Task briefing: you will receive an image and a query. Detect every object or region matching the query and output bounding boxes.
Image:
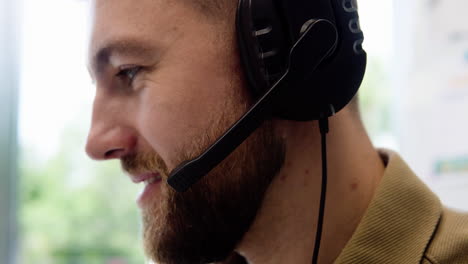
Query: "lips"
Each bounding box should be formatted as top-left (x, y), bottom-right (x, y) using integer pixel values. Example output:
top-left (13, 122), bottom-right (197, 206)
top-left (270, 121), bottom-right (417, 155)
top-left (130, 172), bottom-right (162, 184)
top-left (129, 172), bottom-right (163, 208)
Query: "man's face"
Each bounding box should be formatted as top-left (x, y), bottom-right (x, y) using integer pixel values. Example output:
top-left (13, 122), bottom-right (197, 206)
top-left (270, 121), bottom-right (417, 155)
top-left (86, 0), bottom-right (285, 263)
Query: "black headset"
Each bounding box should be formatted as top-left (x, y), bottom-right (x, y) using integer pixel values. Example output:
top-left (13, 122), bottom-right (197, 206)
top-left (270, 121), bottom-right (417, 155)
top-left (168, 0), bottom-right (366, 262)
top-left (168, 0), bottom-right (366, 191)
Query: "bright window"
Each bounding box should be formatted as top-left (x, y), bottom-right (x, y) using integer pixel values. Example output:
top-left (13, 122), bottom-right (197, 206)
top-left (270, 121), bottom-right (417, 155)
top-left (18, 0), bottom-right (144, 263)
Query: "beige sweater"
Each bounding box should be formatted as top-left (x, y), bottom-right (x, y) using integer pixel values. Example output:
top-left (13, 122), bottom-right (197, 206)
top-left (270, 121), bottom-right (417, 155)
top-left (335, 150), bottom-right (468, 264)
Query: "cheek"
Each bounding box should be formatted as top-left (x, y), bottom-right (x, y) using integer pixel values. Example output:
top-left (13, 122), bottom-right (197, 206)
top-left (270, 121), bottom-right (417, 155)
top-left (134, 30), bottom-right (247, 170)
top-left (135, 85), bottom-right (189, 169)
top-left (135, 71), bottom-right (232, 170)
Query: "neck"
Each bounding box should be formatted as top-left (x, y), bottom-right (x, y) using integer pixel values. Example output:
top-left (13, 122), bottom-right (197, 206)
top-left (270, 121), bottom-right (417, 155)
top-left (235, 109), bottom-right (385, 264)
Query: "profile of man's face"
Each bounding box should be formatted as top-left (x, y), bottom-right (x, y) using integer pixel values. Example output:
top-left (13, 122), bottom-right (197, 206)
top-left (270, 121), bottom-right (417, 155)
top-left (86, 0), bottom-right (285, 263)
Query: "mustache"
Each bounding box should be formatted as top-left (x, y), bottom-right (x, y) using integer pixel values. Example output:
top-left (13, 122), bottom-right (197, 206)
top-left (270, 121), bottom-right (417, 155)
top-left (121, 151), bottom-right (169, 178)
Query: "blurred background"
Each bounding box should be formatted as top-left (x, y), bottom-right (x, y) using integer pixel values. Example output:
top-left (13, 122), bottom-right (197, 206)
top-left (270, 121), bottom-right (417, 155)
top-left (0, 0), bottom-right (467, 263)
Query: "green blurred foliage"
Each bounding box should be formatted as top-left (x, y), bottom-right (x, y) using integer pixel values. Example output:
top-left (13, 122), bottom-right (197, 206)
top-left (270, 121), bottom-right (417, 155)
top-left (358, 56), bottom-right (392, 139)
top-left (19, 124), bottom-right (145, 264)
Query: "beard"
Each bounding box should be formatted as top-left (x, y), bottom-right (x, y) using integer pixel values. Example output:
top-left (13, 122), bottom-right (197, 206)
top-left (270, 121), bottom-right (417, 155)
top-left (121, 100), bottom-right (285, 264)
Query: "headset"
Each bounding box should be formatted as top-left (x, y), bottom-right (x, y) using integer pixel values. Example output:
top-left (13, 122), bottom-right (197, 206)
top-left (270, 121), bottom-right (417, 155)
top-left (168, 0), bottom-right (366, 262)
top-left (168, 0), bottom-right (366, 190)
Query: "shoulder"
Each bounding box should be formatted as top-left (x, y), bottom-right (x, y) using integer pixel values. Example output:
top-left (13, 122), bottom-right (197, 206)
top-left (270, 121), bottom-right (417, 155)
top-left (423, 208), bottom-right (468, 263)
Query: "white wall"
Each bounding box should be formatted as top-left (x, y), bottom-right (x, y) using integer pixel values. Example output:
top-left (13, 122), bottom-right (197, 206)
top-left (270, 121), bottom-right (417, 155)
top-left (396, 0), bottom-right (468, 211)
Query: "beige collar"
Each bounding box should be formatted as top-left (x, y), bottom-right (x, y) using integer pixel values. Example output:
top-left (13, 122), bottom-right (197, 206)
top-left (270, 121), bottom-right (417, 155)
top-left (334, 150), bottom-right (442, 263)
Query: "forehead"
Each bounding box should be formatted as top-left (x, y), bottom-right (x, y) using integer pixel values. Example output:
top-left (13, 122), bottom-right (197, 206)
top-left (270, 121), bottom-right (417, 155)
top-left (89, 0), bottom-right (197, 55)
top-left (90, 0), bottom-right (176, 46)
top-left (88, 0), bottom-right (205, 75)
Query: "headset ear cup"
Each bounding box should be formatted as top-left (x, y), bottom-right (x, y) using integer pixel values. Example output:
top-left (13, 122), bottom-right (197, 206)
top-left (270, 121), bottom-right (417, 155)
top-left (273, 19), bottom-right (340, 120)
top-left (236, 0), bottom-right (290, 97)
top-left (236, 0), bottom-right (367, 121)
top-left (236, 0), bottom-right (264, 96)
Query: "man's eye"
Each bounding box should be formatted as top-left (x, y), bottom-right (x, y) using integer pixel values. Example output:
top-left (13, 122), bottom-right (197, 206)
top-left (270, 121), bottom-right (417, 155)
top-left (116, 66), bottom-right (142, 84)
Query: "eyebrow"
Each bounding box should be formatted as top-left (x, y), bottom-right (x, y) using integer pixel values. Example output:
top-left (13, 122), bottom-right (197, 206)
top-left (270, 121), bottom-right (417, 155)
top-left (88, 38), bottom-right (158, 81)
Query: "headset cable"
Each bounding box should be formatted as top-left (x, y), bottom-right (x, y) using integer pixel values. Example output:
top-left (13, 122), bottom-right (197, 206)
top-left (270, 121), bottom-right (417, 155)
top-left (312, 117), bottom-right (329, 264)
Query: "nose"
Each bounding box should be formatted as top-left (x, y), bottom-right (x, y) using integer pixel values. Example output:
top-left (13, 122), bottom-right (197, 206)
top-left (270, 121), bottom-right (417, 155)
top-left (86, 125), bottom-right (137, 160)
top-left (85, 101), bottom-right (137, 160)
